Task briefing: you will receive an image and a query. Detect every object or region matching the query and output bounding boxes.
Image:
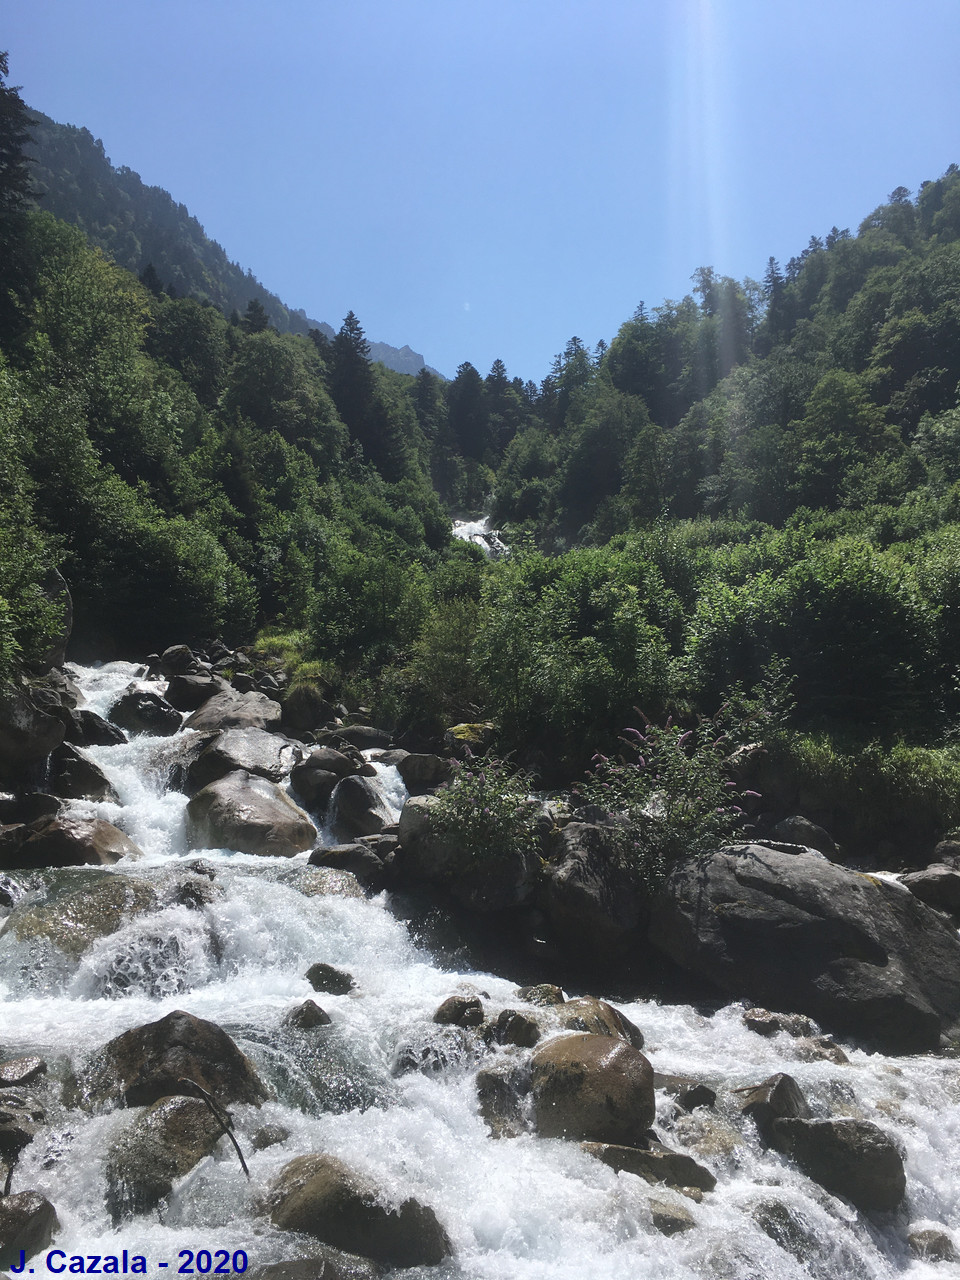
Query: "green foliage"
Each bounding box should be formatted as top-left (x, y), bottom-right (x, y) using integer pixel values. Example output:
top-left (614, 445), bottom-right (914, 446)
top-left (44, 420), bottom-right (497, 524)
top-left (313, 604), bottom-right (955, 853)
top-left (431, 754), bottom-right (541, 866)
top-left (579, 714), bottom-right (746, 891)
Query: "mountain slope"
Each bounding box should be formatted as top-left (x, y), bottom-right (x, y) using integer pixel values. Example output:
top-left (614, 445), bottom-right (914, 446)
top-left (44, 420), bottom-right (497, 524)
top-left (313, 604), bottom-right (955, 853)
top-left (25, 110), bottom-right (438, 376)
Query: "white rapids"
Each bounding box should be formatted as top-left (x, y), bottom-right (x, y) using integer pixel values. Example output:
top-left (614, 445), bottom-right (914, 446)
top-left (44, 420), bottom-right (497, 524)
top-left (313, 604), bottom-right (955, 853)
top-left (452, 518), bottom-right (508, 558)
top-left (1, 661), bottom-right (959, 1277)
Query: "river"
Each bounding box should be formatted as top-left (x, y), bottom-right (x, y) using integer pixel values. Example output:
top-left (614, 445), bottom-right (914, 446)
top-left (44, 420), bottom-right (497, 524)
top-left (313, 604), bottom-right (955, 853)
top-left (1, 662), bottom-right (957, 1277)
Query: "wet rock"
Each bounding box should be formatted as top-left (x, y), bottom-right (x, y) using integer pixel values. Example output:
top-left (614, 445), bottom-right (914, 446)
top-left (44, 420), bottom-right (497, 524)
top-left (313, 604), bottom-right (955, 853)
top-left (158, 645), bottom-right (199, 676)
top-left (0, 1090), bottom-right (44, 1161)
top-left (659, 1079), bottom-right (717, 1112)
top-left (329, 725), bottom-right (392, 751)
top-left (899, 864), bottom-right (960, 913)
top-left (558, 996), bottom-right (644, 1049)
top-left (0, 1058), bottom-right (47, 1087)
top-left (444, 722), bottom-right (495, 755)
top-left (250, 1125), bottom-right (290, 1153)
top-left (530, 1032), bottom-right (655, 1145)
top-left (0, 1190), bottom-right (59, 1269)
top-left (673, 1112), bottom-right (745, 1160)
top-left (772, 1117), bottom-right (906, 1212)
top-left (306, 963), bottom-right (355, 996)
top-left (0, 813), bottom-right (142, 870)
top-left (186, 728), bottom-right (303, 793)
top-left (108, 688), bottom-right (182, 737)
top-left (739, 1073), bottom-right (811, 1145)
top-left (582, 1139), bottom-right (717, 1191)
top-left (250, 1252), bottom-right (384, 1280)
top-left (0, 792), bottom-right (62, 825)
top-left (476, 1059), bottom-right (531, 1138)
top-left (61, 708), bottom-right (127, 748)
top-left (0, 871), bottom-right (22, 907)
top-left (397, 793), bottom-right (537, 912)
top-left (186, 771), bottom-right (316, 857)
top-left (540, 822), bottom-right (643, 963)
top-left (184, 690), bottom-right (282, 734)
top-left (290, 766), bottom-right (339, 811)
top-left (433, 995), bottom-right (484, 1027)
top-left (86, 1009), bottom-right (268, 1108)
top-left (392, 1024), bottom-right (481, 1076)
top-left (650, 842), bottom-right (960, 1052)
top-left (396, 753), bottom-right (453, 793)
top-left (517, 983), bottom-right (566, 1007)
top-left (330, 776), bottom-right (391, 840)
top-left (164, 674), bottom-right (226, 712)
top-left (742, 1008), bottom-right (816, 1038)
top-left (770, 815), bottom-right (838, 858)
top-left (269, 1153), bottom-right (452, 1268)
top-left (49, 743), bottom-right (119, 803)
top-left (492, 1009), bottom-right (540, 1048)
top-left (0, 682), bottom-right (65, 777)
top-left (648, 1194), bottom-right (695, 1236)
top-left (285, 866), bottom-right (364, 900)
top-left (4, 874), bottom-right (157, 955)
top-left (908, 1229), bottom-right (960, 1262)
top-left (104, 1095), bottom-right (226, 1220)
top-left (794, 1035), bottom-right (850, 1065)
top-left (284, 1000), bottom-right (332, 1031)
top-left (309, 844), bottom-right (386, 890)
top-left (750, 1197), bottom-right (824, 1265)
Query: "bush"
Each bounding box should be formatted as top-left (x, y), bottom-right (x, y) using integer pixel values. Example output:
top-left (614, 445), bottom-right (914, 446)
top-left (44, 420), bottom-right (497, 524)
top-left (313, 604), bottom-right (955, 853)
top-left (431, 754), bottom-right (541, 867)
top-left (577, 714), bottom-right (748, 892)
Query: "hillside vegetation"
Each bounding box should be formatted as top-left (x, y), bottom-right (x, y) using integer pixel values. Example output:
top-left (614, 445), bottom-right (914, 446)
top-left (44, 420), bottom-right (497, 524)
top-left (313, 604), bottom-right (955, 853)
top-left (5, 56), bottom-right (960, 857)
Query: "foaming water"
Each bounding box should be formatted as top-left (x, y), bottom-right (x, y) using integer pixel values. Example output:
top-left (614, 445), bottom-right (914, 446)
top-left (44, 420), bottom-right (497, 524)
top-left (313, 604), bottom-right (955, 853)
top-left (0, 664), bottom-right (957, 1276)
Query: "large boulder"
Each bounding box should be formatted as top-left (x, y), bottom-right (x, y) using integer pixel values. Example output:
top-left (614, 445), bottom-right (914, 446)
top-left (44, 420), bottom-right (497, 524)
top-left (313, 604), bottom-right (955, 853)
top-left (0, 681), bottom-right (65, 776)
top-left (540, 822), bottom-right (644, 962)
top-left (330, 776), bottom-right (392, 840)
top-left (899, 864), bottom-right (960, 913)
top-left (104, 1095), bottom-right (226, 1220)
top-left (49, 743), bottom-right (118, 803)
top-left (269, 1153), bottom-right (451, 1268)
top-left (164, 674), bottom-right (227, 712)
top-left (109, 688), bottom-right (182, 737)
top-left (280, 682), bottom-right (336, 735)
top-left (0, 1090), bottom-right (45, 1161)
top-left (396, 753), bottom-right (453, 793)
top-left (185, 690), bottom-right (282, 734)
top-left (0, 1191), bottom-right (59, 1270)
top-left (61, 708), bottom-right (126, 748)
top-left (85, 1009), bottom-right (267, 1108)
top-left (185, 728), bottom-right (303, 794)
top-left (649, 843), bottom-right (960, 1052)
top-left (581, 1139), bottom-right (716, 1192)
top-left (3, 874), bottom-right (158, 956)
top-left (530, 1032), bottom-right (655, 1145)
top-left (558, 996), bottom-right (644, 1049)
top-left (0, 814), bottom-right (143, 870)
top-left (396, 793), bottom-right (537, 912)
top-left (772, 1118), bottom-right (906, 1212)
top-left (185, 771), bottom-right (316, 857)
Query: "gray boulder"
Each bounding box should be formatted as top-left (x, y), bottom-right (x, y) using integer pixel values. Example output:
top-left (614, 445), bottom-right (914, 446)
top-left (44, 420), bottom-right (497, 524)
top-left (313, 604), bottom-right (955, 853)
top-left (61, 708), bottom-right (126, 748)
top-left (185, 728), bottom-right (303, 794)
top-left (3, 874), bottom-right (157, 956)
top-left (109, 688), bottom-right (182, 737)
top-left (770, 814), bottom-right (838, 858)
top-left (330, 776), bottom-right (392, 840)
top-left (396, 753), bottom-right (453, 793)
top-left (185, 771), bottom-right (316, 857)
top-left (85, 1009), bottom-right (267, 1108)
top-left (0, 1191), bottom-right (59, 1270)
top-left (899, 864), bottom-right (960, 913)
top-left (0, 681), bottom-right (65, 776)
top-left (164, 674), bottom-right (227, 712)
top-left (269, 1153), bottom-right (451, 1268)
top-left (530, 1032), bottom-right (655, 1145)
top-left (104, 1095), bottom-right (225, 1220)
top-left (49, 743), bottom-right (118, 803)
top-left (540, 822), bottom-right (643, 962)
top-left (0, 1090), bottom-right (45, 1162)
top-left (185, 690), bottom-right (282, 734)
top-left (0, 814), bottom-right (143, 870)
top-left (772, 1117), bottom-right (905, 1212)
top-left (581, 1139), bottom-right (716, 1192)
top-left (649, 843), bottom-right (960, 1052)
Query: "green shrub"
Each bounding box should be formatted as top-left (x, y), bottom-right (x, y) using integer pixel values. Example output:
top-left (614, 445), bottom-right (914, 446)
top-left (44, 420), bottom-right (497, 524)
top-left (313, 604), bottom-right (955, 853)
top-left (431, 754), bottom-right (541, 866)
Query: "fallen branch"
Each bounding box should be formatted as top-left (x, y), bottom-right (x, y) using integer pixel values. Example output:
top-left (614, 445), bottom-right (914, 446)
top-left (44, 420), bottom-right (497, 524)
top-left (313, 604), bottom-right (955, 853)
top-left (177, 1077), bottom-right (250, 1179)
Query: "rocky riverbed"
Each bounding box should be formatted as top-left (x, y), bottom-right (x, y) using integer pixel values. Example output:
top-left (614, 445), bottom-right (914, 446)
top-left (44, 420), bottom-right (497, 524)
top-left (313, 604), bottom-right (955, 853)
top-left (1, 657), bottom-right (959, 1277)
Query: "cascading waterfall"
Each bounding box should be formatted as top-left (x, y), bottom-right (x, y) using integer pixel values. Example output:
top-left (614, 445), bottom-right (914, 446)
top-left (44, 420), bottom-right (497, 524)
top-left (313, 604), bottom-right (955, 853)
top-left (1, 661), bottom-right (958, 1277)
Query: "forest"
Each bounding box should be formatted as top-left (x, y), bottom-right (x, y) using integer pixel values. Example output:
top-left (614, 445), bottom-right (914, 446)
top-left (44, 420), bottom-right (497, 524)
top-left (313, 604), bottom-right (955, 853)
top-left (5, 53), bottom-right (960, 858)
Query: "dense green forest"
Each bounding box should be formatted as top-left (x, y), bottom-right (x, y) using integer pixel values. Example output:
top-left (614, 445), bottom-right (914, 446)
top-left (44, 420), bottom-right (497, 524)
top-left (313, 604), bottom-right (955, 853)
top-left (5, 54), bottom-right (960, 850)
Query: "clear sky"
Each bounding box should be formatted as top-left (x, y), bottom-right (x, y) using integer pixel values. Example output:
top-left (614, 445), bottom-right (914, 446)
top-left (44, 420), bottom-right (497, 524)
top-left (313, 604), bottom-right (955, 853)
top-left (6, 0), bottom-right (960, 382)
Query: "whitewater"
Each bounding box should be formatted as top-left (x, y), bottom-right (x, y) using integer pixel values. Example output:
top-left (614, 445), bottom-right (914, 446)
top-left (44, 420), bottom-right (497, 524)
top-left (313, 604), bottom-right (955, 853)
top-left (1, 662), bottom-right (958, 1278)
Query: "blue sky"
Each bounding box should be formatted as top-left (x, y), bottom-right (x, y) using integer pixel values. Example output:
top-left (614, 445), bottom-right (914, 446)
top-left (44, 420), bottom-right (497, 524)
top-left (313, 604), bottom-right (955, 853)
top-left (6, 1), bottom-right (960, 381)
